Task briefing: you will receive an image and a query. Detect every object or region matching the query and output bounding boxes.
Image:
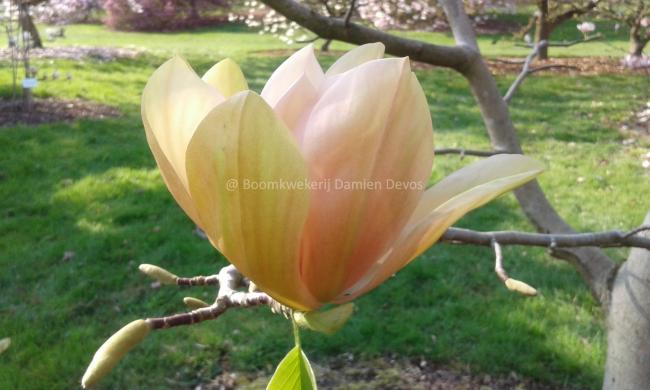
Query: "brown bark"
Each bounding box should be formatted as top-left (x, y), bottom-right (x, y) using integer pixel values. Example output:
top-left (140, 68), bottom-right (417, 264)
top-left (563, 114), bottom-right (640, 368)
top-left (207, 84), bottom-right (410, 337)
top-left (320, 38), bottom-right (332, 52)
top-left (603, 212), bottom-right (650, 390)
top-left (535, 0), bottom-right (550, 59)
top-left (18, 4), bottom-right (43, 49)
top-left (629, 24), bottom-right (648, 57)
top-left (259, 0), bottom-right (474, 70)
top-left (532, 0), bottom-right (598, 59)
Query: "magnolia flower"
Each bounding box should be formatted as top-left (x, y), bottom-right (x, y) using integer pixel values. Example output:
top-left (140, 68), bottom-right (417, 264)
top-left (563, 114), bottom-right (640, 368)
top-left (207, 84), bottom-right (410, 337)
top-left (577, 22), bottom-right (596, 34)
top-left (141, 43), bottom-right (543, 311)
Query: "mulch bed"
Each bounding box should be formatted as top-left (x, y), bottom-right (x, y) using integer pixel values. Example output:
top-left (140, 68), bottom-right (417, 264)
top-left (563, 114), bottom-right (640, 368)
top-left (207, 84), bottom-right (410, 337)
top-left (201, 355), bottom-right (565, 390)
top-left (486, 56), bottom-right (650, 76)
top-left (0, 46), bottom-right (144, 62)
top-left (0, 98), bottom-right (120, 128)
top-left (412, 56), bottom-right (650, 75)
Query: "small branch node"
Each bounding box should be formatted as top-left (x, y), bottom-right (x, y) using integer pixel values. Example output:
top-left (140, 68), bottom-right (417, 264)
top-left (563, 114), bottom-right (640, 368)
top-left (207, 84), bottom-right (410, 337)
top-left (623, 225), bottom-right (650, 239)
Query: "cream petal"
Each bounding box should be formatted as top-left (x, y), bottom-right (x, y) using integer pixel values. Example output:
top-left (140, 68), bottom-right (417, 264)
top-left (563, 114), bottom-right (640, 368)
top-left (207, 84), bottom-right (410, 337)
top-left (141, 56), bottom-right (223, 192)
top-left (325, 42), bottom-right (385, 76)
top-left (202, 58), bottom-right (248, 98)
top-left (299, 58), bottom-right (433, 302)
top-left (335, 154), bottom-right (544, 302)
top-left (142, 114), bottom-right (200, 225)
top-left (185, 91), bottom-right (319, 311)
top-left (261, 44), bottom-right (324, 108)
top-left (141, 57), bottom-right (223, 225)
top-left (272, 73), bottom-right (320, 134)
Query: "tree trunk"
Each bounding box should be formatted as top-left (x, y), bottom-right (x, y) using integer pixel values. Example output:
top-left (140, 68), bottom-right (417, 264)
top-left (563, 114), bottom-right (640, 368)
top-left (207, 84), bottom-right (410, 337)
top-left (320, 38), bottom-right (332, 52)
top-left (188, 0), bottom-right (200, 20)
top-left (534, 0), bottom-right (550, 60)
top-left (603, 211), bottom-right (650, 390)
top-left (628, 26), bottom-right (647, 57)
top-left (19, 5), bottom-right (43, 49)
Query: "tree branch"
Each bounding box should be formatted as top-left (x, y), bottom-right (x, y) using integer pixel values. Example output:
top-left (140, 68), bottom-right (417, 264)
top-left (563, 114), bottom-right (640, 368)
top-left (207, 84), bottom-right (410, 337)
top-left (504, 40), bottom-right (547, 104)
top-left (438, 0), bottom-right (617, 308)
top-left (515, 13), bottom-right (538, 39)
top-left (515, 33), bottom-right (602, 48)
top-left (259, 0), bottom-right (474, 71)
top-left (549, 0), bottom-right (598, 27)
top-left (143, 220), bottom-right (650, 328)
top-left (175, 274), bottom-right (219, 286)
top-left (441, 226), bottom-right (650, 250)
top-left (145, 265), bottom-right (286, 330)
top-left (260, 0), bottom-right (620, 308)
top-left (343, 0), bottom-right (356, 26)
top-left (435, 147), bottom-right (507, 158)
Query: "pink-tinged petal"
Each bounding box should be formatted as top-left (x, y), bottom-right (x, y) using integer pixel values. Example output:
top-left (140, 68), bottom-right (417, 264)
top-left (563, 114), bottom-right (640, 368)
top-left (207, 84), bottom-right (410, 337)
top-left (185, 91), bottom-right (319, 311)
top-left (334, 154), bottom-right (544, 302)
top-left (325, 42), bottom-right (385, 76)
top-left (299, 58), bottom-right (434, 302)
top-left (141, 57), bottom-right (224, 224)
top-left (202, 58), bottom-right (248, 98)
top-left (273, 73), bottom-right (320, 133)
top-left (261, 44), bottom-right (324, 109)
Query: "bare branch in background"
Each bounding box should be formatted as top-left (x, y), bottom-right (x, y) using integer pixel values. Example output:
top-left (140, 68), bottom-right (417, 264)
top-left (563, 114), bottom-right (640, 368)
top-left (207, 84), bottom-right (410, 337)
top-left (434, 148), bottom-right (507, 158)
top-left (441, 226), bottom-right (650, 250)
top-left (504, 40), bottom-right (548, 104)
top-left (344, 0), bottom-right (356, 26)
top-left (515, 33), bottom-right (603, 48)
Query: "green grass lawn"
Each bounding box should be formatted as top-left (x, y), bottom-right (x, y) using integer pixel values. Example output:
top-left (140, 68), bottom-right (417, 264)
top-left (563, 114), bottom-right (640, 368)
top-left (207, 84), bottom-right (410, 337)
top-left (1, 21), bottom-right (649, 390)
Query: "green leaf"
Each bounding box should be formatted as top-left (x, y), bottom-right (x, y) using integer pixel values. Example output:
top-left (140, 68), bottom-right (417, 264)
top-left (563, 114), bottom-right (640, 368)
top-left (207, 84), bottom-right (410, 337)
top-left (293, 303), bottom-right (355, 335)
top-left (266, 346), bottom-right (317, 390)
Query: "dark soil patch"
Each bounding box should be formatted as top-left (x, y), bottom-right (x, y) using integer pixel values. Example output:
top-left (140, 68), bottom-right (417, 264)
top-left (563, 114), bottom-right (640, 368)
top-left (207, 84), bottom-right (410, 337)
top-left (412, 56), bottom-right (650, 75)
top-left (0, 98), bottom-right (120, 128)
top-left (201, 355), bottom-right (566, 390)
top-left (487, 56), bottom-right (650, 76)
top-left (473, 19), bottom-right (522, 35)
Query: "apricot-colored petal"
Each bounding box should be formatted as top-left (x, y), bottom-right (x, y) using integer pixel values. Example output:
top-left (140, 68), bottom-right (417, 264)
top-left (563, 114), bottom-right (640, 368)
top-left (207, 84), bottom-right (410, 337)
top-left (325, 42), bottom-right (385, 76)
top-left (335, 155), bottom-right (544, 302)
top-left (185, 91), bottom-right (319, 311)
top-left (202, 58), bottom-right (248, 98)
top-left (141, 57), bottom-right (223, 224)
top-left (261, 44), bottom-right (324, 108)
top-left (272, 73), bottom-right (320, 134)
top-left (142, 114), bottom-right (201, 225)
top-left (299, 58), bottom-right (433, 302)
